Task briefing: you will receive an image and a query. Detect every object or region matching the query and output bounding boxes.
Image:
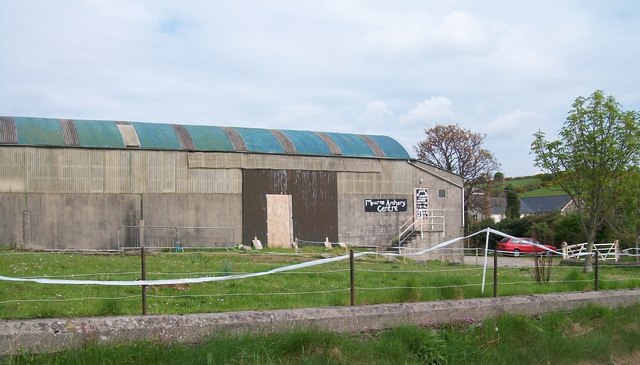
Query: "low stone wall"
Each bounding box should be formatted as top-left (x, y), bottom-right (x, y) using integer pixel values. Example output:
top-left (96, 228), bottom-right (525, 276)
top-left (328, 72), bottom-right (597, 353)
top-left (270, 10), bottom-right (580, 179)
top-left (2, 289), bottom-right (639, 355)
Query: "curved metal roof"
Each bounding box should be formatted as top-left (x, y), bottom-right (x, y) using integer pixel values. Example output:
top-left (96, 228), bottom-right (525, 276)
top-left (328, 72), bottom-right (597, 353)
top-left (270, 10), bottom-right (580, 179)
top-left (0, 116), bottom-right (410, 159)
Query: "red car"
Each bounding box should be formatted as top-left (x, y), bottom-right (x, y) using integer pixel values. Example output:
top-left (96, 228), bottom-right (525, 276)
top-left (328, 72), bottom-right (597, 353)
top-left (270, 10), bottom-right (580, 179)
top-left (496, 237), bottom-right (556, 257)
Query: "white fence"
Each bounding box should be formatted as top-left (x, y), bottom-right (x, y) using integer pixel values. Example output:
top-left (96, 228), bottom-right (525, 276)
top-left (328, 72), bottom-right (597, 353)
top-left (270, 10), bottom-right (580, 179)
top-left (562, 241), bottom-right (620, 261)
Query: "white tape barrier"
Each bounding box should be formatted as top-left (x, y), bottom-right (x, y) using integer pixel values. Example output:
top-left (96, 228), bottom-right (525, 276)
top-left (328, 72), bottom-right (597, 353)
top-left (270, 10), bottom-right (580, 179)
top-left (0, 252), bottom-right (364, 287)
top-left (486, 228), bottom-right (563, 255)
top-left (0, 230), bottom-right (488, 287)
top-left (2, 228), bottom-right (623, 287)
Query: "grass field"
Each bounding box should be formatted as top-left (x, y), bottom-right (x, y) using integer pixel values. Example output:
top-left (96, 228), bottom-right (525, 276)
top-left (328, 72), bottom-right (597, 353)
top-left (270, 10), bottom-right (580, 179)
top-left (518, 187), bottom-right (568, 197)
top-left (4, 303), bottom-right (640, 364)
top-left (497, 175), bottom-right (567, 197)
top-left (1, 248), bottom-right (639, 320)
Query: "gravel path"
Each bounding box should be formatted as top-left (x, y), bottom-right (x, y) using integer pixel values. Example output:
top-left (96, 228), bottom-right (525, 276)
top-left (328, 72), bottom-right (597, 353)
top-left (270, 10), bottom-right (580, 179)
top-left (464, 254), bottom-right (557, 267)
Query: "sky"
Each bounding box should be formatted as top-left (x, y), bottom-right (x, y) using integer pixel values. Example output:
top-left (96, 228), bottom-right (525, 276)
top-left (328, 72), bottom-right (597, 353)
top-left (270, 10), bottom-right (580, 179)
top-left (1, 1), bottom-right (639, 177)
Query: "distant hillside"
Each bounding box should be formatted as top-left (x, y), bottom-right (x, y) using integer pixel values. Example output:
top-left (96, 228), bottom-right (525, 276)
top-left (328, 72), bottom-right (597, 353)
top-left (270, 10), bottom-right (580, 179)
top-left (492, 174), bottom-right (567, 197)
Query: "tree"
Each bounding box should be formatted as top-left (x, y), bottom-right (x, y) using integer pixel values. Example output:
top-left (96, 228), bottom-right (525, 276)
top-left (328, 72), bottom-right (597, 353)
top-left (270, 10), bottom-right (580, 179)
top-left (613, 169), bottom-right (640, 257)
top-left (554, 212), bottom-right (587, 246)
top-left (504, 185), bottom-right (520, 220)
top-left (414, 124), bottom-right (500, 232)
top-left (531, 90), bottom-right (640, 271)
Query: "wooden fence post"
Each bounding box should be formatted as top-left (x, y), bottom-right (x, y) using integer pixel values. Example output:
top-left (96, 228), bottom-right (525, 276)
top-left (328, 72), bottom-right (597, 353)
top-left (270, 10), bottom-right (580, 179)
top-left (594, 251), bottom-right (599, 292)
top-left (350, 250), bottom-right (355, 306)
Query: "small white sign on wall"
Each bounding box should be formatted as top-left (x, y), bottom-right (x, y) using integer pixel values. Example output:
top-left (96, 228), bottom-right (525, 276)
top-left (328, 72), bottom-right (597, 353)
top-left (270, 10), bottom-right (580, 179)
top-left (415, 188), bottom-right (429, 218)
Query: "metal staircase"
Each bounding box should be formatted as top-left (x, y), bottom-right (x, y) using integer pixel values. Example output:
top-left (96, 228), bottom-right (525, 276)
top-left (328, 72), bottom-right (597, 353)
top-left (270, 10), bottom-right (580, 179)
top-left (391, 209), bottom-right (446, 251)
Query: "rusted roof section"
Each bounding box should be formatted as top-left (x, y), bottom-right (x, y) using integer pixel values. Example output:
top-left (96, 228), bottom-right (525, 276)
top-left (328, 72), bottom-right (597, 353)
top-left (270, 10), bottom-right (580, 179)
top-left (60, 119), bottom-right (80, 147)
top-left (313, 132), bottom-right (343, 155)
top-left (172, 124), bottom-right (195, 151)
top-left (220, 127), bottom-right (248, 152)
top-left (0, 116), bottom-right (18, 144)
top-left (270, 129), bottom-right (297, 154)
top-left (358, 135), bottom-right (386, 158)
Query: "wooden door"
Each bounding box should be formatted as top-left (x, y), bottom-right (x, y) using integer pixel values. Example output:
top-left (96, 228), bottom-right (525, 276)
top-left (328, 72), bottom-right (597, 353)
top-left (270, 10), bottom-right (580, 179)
top-left (266, 194), bottom-right (293, 248)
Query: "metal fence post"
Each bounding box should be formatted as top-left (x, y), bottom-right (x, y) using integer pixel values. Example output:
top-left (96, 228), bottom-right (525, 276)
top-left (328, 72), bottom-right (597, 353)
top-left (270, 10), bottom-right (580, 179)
top-left (493, 244), bottom-right (498, 297)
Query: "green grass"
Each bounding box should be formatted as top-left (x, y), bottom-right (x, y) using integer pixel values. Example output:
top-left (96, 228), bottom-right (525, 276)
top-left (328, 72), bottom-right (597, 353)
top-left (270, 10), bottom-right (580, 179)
top-left (519, 187), bottom-right (568, 197)
top-left (497, 175), bottom-right (567, 197)
top-left (4, 304), bottom-right (640, 364)
top-left (503, 177), bottom-right (540, 188)
top-left (1, 249), bottom-right (639, 320)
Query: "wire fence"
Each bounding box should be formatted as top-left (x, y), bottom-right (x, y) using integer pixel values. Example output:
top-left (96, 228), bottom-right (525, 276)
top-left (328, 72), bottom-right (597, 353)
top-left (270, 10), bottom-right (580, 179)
top-left (1, 227), bottom-right (639, 319)
top-left (117, 225), bottom-right (236, 250)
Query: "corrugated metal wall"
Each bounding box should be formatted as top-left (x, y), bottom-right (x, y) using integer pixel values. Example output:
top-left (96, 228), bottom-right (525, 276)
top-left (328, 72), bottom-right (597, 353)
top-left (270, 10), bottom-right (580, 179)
top-left (337, 161), bottom-right (413, 194)
top-left (242, 170), bottom-right (338, 246)
top-left (1, 147), bottom-right (411, 195)
top-left (188, 151), bottom-right (381, 172)
top-left (0, 147), bottom-right (241, 194)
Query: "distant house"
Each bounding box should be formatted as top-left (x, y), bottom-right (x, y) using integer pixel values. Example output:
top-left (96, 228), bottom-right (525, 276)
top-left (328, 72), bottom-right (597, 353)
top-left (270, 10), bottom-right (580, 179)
top-left (472, 194), bottom-right (574, 223)
top-left (520, 195), bottom-right (574, 215)
top-left (470, 195), bottom-right (507, 222)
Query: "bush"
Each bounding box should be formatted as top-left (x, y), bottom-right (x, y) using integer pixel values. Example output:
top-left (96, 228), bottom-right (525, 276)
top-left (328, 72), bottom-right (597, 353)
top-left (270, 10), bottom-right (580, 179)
top-left (554, 213), bottom-right (586, 245)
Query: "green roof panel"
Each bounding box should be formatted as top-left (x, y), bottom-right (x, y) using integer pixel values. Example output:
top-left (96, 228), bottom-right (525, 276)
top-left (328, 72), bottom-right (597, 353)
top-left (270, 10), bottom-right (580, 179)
top-left (281, 130), bottom-right (332, 156)
top-left (234, 127), bottom-right (285, 154)
top-left (14, 117), bottom-right (65, 146)
top-left (183, 125), bottom-right (235, 151)
top-left (132, 122), bottom-right (182, 150)
top-left (323, 132), bottom-right (374, 157)
top-left (367, 135), bottom-right (410, 159)
top-left (73, 119), bottom-right (125, 148)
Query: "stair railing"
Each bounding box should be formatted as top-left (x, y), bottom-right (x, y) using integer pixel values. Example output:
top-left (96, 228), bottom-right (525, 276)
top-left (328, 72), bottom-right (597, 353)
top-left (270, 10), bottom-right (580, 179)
top-left (397, 215), bottom-right (420, 246)
top-left (396, 209), bottom-right (447, 246)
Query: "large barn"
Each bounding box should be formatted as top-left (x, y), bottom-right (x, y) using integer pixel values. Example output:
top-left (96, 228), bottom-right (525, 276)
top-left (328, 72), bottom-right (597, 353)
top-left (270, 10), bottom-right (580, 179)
top-left (0, 116), bottom-right (463, 254)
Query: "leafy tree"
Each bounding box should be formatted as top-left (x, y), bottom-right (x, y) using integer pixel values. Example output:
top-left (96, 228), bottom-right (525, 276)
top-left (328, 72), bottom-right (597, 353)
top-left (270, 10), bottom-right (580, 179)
top-left (468, 217), bottom-right (496, 248)
top-left (531, 90), bottom-right (640, 271)
top-left (493, 172), bottom-right (504, 182)
top-left (530, 221), bottom-right (553, 245)
top-left (504, 185), bottom-right (520, 219)
top-left (611, 169), bottom-right (640, 251)
top-left (414, 124), bottom-right (500, 232)
top-left (554, 213), bottom-right (587, 246)
top-left (495, 217), bottom-right (528, 238)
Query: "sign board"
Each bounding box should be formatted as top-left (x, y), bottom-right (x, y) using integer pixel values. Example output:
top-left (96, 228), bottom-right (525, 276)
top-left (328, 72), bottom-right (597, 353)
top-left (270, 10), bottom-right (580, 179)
top-left (415, 188), bottom-right (429, 218)
top-left (364, 198), bottom-right (408, 213)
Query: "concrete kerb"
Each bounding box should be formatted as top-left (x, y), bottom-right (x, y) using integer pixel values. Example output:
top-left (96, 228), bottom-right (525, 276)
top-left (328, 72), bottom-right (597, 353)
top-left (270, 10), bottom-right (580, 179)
top-left (1, 289), bottom-right (639, 356)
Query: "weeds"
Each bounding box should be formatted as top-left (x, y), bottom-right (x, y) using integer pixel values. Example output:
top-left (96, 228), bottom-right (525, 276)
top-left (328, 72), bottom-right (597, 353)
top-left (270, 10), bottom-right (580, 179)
top-left (221, 260), bottom-right (233, 276)
top-left (5, 304), bottom-right (640, 365)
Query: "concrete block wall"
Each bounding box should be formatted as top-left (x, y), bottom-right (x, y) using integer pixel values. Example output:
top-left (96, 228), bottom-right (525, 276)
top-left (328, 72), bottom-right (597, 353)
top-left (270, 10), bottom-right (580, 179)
top-left (337, 160), bottom-right (464, 250)
top-left (0, 193), bottom-right (242, 250)
top-left (337, 194), bottom-right (412, 246)
top-left (2, 290), bottom-right (639, 355)
top-left (0, 193), bottom-right (140, 249)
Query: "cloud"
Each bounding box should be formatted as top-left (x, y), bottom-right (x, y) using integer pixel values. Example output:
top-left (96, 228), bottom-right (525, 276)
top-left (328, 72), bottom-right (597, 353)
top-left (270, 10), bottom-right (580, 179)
top-left (365, 10), bottom-right (495, 55)
top-left (355, 101), bottom-right (394, 132)
top-left (485, 110), bottom-right (541, 137)
top-left (275, 105), bottom-right (330, 129)
top-left (1, 1), bottom-right (639, 177)
top-left (400, 97), bottom-right (455, 123)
